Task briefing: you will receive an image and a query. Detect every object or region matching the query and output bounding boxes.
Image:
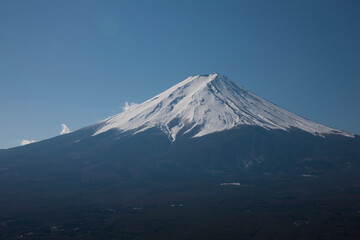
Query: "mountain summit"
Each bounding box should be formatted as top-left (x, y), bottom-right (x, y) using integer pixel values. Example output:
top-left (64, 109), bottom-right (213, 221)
top-left (94, 73), bottom-right (351, 141)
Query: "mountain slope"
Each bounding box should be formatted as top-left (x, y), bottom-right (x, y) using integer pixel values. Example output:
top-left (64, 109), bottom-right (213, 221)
top-left (93, 73), bottom-right (352, 141)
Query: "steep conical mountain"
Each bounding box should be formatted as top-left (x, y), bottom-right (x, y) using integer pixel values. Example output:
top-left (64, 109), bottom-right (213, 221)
top-left (94, 73), bottom-right (351, 141)
top-left (1, 74), bottom-right (359, 240)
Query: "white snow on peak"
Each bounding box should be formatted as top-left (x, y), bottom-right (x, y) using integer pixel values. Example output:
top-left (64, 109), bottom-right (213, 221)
top-left (94, 73), bottom-right (352, 140)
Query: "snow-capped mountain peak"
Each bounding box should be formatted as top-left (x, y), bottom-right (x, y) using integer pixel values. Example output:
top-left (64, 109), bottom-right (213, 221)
top-left (94, 73), bottom-right (352, 140)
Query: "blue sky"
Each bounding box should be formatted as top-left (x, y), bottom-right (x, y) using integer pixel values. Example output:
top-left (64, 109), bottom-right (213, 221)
top-left (0, 0), bottom-right (359, 149)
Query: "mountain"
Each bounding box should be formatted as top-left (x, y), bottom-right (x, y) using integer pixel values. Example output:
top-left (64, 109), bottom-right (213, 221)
top-left (0, 73), bottom-right (358, 184)
top-left (0, 74), bottom-right (360, 239)
top-left (0, 73), bottom-right (358, 177)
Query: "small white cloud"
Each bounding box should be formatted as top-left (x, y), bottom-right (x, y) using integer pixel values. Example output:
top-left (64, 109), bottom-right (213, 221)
top-left (60, 123), bottom-right (70, 135)
top-left (21, 139), bottom-right (36, 146)
top-left (123, 101), bottom-right (138, 111)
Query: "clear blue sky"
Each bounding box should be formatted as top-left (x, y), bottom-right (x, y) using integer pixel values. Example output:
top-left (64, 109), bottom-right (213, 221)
top-left (1, 0), bottom-right (359, 149)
